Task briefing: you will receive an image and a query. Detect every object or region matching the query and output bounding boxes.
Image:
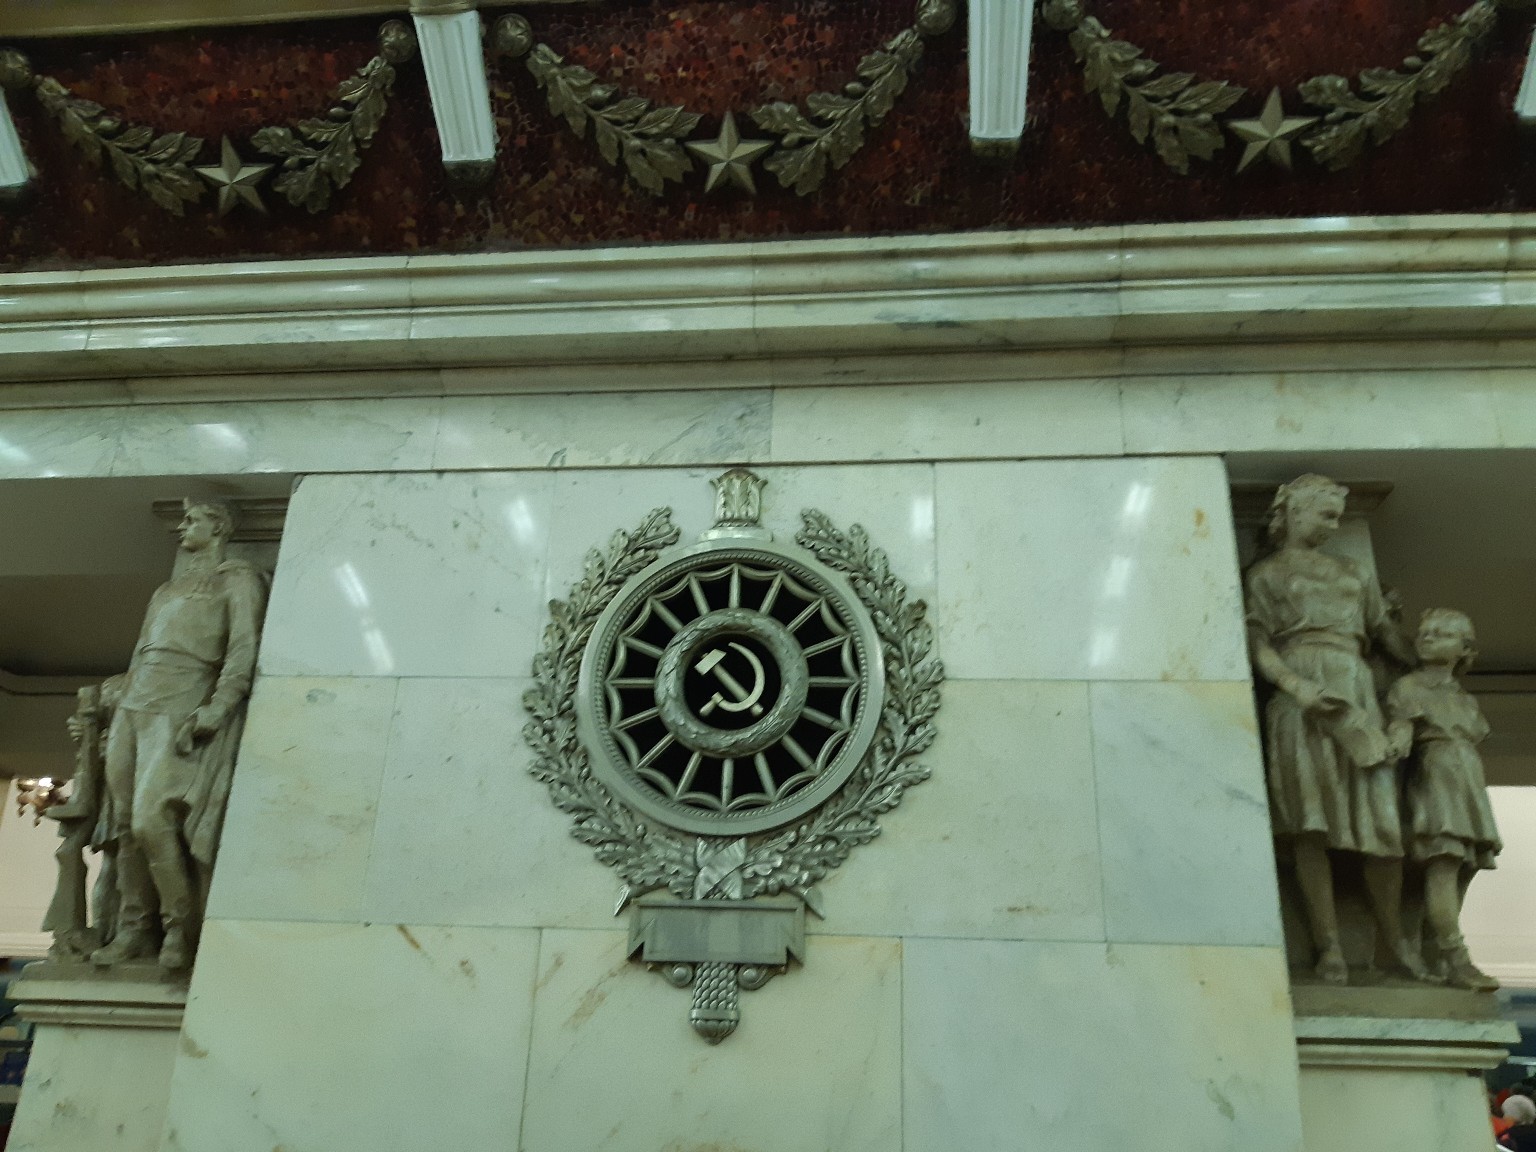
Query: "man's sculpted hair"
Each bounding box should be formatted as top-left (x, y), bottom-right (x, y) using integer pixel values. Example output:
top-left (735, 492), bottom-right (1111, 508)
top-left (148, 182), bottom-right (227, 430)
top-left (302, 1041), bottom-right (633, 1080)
top-left (183, 498), bottom-right (236, 540)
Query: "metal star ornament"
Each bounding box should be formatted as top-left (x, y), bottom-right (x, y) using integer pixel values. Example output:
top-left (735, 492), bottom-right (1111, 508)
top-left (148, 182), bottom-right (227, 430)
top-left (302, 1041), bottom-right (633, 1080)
top-left (195, 136), bottom-right (272, 216)
top-left (1228, 88), bottom-right (1319, 174)
top-left (685, 112), bottom-right (773, 195)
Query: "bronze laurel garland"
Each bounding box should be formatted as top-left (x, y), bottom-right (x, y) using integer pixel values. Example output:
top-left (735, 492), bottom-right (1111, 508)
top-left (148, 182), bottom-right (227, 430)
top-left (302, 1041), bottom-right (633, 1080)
top-left (750, 0), bottom-right (956, 196)
top-left (1041, 0), bottom-right (1523, 174)
top-left (1, 2), bottom-right (1526, 214)
top-left (25, 70), bottom-right (207, 216)
top-left (499, 0), bottom-right (958, 197)
top-left (524, 44), bottom-right (702, 195)
top-left (0, 21), bottom-right (414, 216)
top-left (252, 22), bottom-right (415, 213)
top-left (1299, 2), bottom-right (1497, 170)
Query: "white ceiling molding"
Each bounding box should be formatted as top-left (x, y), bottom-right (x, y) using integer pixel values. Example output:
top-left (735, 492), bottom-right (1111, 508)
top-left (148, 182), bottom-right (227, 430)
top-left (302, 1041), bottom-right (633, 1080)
top-left (413, 9), bottom-right (497, 179)
top-left (0, 931), bottom-right (50, 959)
top-left (968, 0), bottom-right (1035, 157)
top-left (0, 669), bottom-right (91, 698)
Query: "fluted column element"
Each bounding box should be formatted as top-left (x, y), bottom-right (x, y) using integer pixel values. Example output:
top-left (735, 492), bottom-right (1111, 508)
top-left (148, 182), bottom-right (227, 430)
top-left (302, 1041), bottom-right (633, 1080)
top-left (968, 0), bottom-right (1035, 158)
top-left (1517, 28), bottom-right (1536, 124)
top-left (0, 91), bottom-right (27, 196)
top-left (412, 8), bottom-right (497, 181)
top-left (0, 49), bottom-right (32, 198)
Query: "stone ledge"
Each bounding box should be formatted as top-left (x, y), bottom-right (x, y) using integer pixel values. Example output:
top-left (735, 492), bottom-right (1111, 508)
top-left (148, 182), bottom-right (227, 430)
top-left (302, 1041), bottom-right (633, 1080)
top-left (1295, 1013), bottom-right (1520, 1072)
top-left (1291, 982), bottom-right (1504, 1023)
top-left (10, 961), bottom-right (188, 1030)
top-left (0, 216), bottom-right (1532, 388)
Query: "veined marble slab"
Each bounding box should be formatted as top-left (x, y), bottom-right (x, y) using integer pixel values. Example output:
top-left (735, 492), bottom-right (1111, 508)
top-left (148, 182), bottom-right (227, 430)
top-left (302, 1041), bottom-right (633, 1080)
top-left (207, 676), bottom-right (396, 924)
top-left (903, 939), bottom-right (1303, 1152)
top-left (934, 455), bottom-right (1248, 682)
top-left (259, 471), bottom-right (554, 678)
top-left (1089, 681), bottom-right (1282, 948)
top-left (160, 920), bottom-right (540, 1152)
top-left (520, 929), bottom-right (902, 1152)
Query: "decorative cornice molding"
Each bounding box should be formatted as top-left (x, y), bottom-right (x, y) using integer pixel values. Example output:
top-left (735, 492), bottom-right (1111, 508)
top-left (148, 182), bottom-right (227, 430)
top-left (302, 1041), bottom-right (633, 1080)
top-left (0, 669), bottom-right (93, 698)
top-left (1294, 1013), bottom-right (1522, 1070)
top-left (9, 965), bottom-right (188, 1028)
top-left (1, 216), bottom-right (1535, 389)
top-left (149, 496), bottom-right (289, 543)
top-left (1229, 481), bottom-right (1394, 525)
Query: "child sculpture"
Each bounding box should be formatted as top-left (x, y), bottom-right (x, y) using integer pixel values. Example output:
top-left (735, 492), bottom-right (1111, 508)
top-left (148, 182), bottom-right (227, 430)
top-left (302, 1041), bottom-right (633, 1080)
top-left (1385, 609), bottom-right (1502, 992)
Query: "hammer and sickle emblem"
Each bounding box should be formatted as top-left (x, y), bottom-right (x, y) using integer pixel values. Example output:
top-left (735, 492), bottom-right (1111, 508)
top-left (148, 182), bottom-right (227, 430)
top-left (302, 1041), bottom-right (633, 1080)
top-left (694, 642), bottom-right (767, 718)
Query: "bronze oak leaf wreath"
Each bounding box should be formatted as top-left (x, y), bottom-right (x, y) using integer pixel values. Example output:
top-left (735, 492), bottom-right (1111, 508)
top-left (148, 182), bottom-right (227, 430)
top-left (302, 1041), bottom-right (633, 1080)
top-left (523, 506), bottom-right (944, 915)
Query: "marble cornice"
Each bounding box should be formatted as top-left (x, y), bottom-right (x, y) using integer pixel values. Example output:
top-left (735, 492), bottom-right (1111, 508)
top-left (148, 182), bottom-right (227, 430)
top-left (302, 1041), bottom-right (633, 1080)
top-left (1, 214), bottom-right (1534, 395)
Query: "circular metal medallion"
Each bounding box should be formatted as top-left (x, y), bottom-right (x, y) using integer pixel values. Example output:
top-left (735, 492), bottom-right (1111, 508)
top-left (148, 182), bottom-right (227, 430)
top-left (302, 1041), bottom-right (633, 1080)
top-left (578, 539), bottom-right (885, 836)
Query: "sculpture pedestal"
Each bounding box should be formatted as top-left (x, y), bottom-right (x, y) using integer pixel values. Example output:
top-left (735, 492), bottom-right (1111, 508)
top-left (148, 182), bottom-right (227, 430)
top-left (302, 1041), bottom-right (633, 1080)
top-left (1292, 986), bottom-right (1517, 1152)
top-left (6, 963), bottom-right (187, 1152)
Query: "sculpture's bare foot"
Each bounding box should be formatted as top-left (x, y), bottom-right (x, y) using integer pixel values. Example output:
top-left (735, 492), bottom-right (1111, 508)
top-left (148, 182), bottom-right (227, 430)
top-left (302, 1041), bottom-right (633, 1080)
top-left (89, 929), bottom-right (157, 967)
top-left (1315, 945), bottom-right (1348, 985)
top-left (158, 926), bottom-right (193, 971)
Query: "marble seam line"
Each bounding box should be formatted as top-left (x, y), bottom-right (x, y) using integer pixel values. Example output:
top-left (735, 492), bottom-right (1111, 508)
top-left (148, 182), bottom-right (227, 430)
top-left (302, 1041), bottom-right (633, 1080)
top-left (197, 917), bottom-right (1278, 951)
top-left (514, 925), bottom-right (543, 1152)
top-left (1082, 680), bottom-right (1114, 950)
top-left (351, 677), bottom-right (403, 927)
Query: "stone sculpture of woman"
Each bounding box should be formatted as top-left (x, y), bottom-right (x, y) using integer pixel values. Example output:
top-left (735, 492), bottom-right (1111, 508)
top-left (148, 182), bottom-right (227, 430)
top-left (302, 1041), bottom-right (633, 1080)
top-left (1385, 609), bottom-right (1501, 991)
top-left (1245, 474), bottom-right (1424, 985)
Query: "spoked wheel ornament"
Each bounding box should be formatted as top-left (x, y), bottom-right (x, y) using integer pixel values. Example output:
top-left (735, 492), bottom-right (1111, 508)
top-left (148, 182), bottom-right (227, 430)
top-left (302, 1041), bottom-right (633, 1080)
top-left (524, 468), bottom-right (943, 1042)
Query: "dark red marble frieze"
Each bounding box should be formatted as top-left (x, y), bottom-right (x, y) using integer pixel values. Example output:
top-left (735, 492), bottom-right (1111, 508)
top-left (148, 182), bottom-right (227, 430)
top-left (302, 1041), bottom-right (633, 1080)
top-left (0, 0), bottom-right (1530, 268)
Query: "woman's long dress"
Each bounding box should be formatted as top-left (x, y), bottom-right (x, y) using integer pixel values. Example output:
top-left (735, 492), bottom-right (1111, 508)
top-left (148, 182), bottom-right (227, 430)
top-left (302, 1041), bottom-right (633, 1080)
top-left (1245, 547), bottom-right (1403, 859)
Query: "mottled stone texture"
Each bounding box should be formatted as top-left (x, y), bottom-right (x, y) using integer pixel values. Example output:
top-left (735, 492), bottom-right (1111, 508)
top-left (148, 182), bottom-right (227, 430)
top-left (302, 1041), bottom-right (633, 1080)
top-left (0, 0), bottom-right (1530, 268)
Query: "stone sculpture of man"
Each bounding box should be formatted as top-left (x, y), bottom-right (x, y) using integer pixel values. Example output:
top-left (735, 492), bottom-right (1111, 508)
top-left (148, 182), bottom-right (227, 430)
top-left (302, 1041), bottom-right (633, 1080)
top-left (84, 500), bottom-right (268, 970)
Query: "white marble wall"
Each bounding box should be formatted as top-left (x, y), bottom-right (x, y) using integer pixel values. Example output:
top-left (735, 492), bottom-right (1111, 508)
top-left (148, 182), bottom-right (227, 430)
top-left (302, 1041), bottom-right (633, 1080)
top-left (9, 1024), bottom-right (179, 1152)
top-left (15, 360), bottom-right (1536, 486)
top-left (1297, 1065), bottom-right (1494, 1152)
top-left (157, 455), bottom-right (1304, 1152)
